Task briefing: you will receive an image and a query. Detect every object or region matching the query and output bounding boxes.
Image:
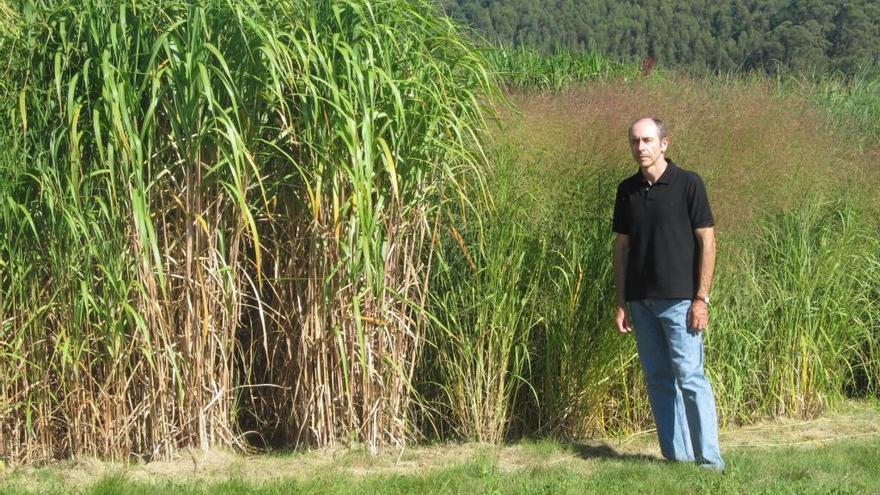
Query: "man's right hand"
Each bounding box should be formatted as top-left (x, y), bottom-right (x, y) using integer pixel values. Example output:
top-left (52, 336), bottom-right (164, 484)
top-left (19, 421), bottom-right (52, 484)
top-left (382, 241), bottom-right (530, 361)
top-left (615, 305), bottom-right (632, 334)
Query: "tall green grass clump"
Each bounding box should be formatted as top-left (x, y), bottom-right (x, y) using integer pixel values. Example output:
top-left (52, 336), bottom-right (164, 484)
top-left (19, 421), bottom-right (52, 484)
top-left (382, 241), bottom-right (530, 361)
top-left (712, 200), bottom-right (880, 422)
top-left (422, 141), bottom-right (642, 441)
top-left (0, 0), bottom-right (494, 462)
top-left (771, 71), bottom-right (880, 143)
top-left (423, 147), bottom-right (550, 442)
top-left (487, 47), bottom-right (640, 91)
top-left (450, 147), bottom-right (880, 442)
top-left (526, 170), bottom-right (648, 437)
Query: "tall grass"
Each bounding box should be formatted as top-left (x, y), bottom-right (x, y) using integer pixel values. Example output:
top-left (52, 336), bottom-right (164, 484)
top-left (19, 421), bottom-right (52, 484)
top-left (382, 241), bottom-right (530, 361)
top-left (0, 0), bottom-right (494, 462)
top-left (445, 152), bottom-right (880, 440)
top-left (487, 47), bottom-right (640, 91)
top-left (781, 71), bottom-right (880, 142)
top-left (470, 76), bottom-right (880, 437)
top-left (426, 199), bottom-right (543, 442)
top-left (421, 141), bottom-right (646, 441)
top-left (712, 201), bottom-right (880, 422)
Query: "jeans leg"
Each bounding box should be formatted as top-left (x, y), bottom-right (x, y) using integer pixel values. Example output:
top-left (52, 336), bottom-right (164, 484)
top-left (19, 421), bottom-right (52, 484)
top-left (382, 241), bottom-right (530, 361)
top-left (656, 299), bottom-right (725, 470)
top-left (629, 300), bottom-right (694, 462)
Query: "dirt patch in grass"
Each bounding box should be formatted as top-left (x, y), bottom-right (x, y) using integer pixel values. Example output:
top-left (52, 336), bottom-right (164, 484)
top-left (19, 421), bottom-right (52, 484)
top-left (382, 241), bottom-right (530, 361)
top-left (2, 400), bottom-right (877, 491)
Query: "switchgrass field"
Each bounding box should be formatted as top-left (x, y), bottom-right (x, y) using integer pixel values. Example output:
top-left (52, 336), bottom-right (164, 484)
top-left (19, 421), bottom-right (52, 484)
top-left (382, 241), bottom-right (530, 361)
top-left (1, 0), bottom-right (879, 489)
top-left (474, 73), bottom-right (880, 436)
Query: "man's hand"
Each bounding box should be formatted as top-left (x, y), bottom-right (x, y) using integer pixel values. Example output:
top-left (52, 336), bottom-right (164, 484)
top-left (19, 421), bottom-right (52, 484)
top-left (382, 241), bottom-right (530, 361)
top-left (692, 227), bottom-right (715, 333)
top-left (689, 299), bottom-right (709, 332)
top-left (615, 305), bottom-right (632, 334)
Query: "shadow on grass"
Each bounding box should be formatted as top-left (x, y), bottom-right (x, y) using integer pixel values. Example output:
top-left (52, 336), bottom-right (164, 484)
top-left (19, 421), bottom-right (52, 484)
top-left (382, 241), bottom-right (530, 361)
top-left (564, 442), bottom-right (659, 463)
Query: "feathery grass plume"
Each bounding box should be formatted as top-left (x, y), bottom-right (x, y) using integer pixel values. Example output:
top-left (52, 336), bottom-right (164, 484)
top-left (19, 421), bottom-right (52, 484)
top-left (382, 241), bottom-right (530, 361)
top-left (0, 0), bottom-right (495, 462)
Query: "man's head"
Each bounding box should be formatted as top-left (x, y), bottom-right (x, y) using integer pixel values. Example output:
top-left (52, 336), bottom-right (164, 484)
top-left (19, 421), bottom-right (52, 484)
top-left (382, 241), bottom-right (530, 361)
top-left (628, 117), bottom-right (669, 170)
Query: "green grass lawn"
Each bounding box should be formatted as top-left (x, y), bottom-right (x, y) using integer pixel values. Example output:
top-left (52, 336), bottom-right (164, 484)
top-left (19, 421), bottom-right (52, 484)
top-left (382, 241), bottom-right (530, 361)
top-left (2, 440), bottom-right (877, 495)
top-left (2, 402), bottom-right (877, 495)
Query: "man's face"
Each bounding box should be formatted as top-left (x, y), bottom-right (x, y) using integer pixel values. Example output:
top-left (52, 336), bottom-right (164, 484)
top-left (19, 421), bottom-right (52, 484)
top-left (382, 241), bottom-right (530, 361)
top-left (629, 119), bottom-right (668, 169)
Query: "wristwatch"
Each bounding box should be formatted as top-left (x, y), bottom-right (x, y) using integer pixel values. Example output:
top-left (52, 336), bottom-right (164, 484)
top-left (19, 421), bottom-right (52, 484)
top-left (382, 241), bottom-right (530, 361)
top-left (695, 295), bottom-right (710, 305)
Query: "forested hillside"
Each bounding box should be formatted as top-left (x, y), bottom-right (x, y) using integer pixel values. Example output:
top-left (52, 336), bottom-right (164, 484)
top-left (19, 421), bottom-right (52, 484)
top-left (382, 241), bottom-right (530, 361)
top-left (437, 0), bottom-right (879, 74)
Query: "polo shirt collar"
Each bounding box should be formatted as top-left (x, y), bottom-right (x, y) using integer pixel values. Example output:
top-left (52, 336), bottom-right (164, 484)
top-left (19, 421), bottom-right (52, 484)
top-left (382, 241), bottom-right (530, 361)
top-left (637, 158), bottom-right (678, 185)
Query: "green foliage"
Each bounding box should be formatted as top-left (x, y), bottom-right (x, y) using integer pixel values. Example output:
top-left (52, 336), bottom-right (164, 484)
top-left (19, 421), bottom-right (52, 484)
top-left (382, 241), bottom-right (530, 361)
top-left (421, 138), bottom-right (638, 440)
top-left (443, 147), bottom-right (880, 438)
top-left (712, 201), bottom-right (880, 421)
top-left (440, 0), bottom-right (880, 76)
top-left (487, 47), bottom-right (641, 91)
top-left (3, 436), bottom-right (880, 494)
top-left (0, 0), bottom-right (495, 462)
top-left (801, 72), bottom-right (880, 140)
top-left (426, 167), bottom-right (545, 442)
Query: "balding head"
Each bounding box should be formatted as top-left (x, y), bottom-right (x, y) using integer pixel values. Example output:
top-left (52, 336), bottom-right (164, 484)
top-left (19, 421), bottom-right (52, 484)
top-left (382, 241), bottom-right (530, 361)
top-left (628, 116), bottom-right (669, 170)
top-left (628, 117), bottom-right (668, 141)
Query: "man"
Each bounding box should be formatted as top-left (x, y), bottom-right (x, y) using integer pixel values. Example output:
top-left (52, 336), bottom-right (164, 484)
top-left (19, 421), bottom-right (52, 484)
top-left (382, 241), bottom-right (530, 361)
top-left (612, 117), bottom-right (725, 470)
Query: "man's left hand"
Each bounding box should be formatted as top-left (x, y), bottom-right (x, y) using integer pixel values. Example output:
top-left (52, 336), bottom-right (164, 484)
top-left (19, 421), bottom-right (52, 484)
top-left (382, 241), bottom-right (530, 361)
top-left (689, 299), bottom-right (709, 332)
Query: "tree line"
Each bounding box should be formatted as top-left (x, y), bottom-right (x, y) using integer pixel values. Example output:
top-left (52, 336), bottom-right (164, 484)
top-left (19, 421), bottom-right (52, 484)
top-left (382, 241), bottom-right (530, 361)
top-left (436, 0), bottom-right (879, 75)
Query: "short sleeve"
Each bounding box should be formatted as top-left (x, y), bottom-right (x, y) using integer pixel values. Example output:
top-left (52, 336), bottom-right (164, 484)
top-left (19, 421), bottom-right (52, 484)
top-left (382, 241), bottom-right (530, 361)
top-left (612, 183), bottom-right (629, 234)
top-left (687, 174), bottom-right (714, 228)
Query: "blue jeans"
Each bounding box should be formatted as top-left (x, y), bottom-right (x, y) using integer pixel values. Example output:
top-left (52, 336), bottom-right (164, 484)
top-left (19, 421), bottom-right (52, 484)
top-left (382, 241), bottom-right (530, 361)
top-left (628, 299), bottom-right (725, 470)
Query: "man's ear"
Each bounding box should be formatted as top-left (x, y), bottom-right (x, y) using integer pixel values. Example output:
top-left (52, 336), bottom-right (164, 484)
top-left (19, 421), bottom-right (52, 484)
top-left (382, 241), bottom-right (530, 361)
top-left (660, 137), bottom-right (669, 153)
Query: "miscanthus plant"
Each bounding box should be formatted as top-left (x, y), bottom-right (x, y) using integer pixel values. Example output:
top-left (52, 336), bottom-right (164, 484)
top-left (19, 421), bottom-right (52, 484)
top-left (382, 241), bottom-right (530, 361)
top-left (0, 0), bottom-right (494, 462)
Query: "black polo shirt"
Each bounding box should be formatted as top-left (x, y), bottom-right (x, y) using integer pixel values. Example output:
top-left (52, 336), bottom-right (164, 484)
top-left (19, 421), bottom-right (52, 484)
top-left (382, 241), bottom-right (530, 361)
top-left (612, 159), bottom-right (714, 301)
